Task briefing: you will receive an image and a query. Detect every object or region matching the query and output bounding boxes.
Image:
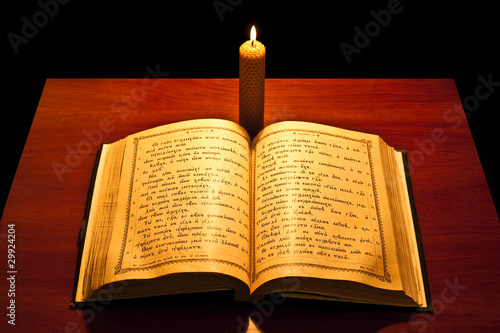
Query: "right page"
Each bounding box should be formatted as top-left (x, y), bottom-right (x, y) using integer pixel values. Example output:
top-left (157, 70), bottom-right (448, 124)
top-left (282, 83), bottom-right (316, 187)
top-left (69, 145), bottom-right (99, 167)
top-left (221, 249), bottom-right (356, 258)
top-left (250, 121), bottom-right (409, 300)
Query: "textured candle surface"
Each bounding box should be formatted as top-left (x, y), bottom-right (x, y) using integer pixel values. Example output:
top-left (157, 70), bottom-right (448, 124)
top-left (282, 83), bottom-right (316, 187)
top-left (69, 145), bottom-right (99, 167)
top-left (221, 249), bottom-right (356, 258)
top-left (239, 39), bottom-right (265, 138)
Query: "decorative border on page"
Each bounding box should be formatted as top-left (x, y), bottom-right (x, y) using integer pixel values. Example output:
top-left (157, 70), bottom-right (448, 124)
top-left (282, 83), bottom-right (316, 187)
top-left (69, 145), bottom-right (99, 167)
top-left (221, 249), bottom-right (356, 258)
top-left (251, 127), bottom-right (391, 283)
top-left (114, 124), bottom-right (251, 278)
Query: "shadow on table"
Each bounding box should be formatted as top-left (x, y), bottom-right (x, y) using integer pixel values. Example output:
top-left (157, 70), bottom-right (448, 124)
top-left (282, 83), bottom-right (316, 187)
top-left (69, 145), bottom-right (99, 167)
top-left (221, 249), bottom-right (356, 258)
top-left (81, 291), bottom-right (414, 333)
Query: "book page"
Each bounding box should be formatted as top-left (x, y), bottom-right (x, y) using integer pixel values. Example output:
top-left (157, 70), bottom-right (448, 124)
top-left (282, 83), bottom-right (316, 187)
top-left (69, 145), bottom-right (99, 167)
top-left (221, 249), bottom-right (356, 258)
top-left (105, 119), bottom-right (252, 286)
top-left (250, 122), bottom-right (401, 292)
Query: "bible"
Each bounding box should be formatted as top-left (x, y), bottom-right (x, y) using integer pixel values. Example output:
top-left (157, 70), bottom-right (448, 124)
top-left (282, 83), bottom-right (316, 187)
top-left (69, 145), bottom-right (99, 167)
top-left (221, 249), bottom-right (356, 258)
top-left (72, 118), bottom-right (431, 311)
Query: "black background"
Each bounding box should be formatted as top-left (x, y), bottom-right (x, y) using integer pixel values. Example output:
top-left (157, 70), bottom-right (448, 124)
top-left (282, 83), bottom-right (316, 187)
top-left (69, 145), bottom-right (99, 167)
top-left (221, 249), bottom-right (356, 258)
top-left (2, 0), bottom-right (499, 218)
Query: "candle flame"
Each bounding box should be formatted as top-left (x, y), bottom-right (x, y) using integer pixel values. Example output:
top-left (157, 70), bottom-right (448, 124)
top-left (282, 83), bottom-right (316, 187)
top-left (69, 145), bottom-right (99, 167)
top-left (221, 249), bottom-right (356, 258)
top-left (250, 26), bottom-right (256, 45)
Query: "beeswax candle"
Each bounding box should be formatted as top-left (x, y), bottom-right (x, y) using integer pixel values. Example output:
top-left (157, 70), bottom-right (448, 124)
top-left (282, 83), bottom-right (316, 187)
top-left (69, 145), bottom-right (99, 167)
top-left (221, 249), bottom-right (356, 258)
top-left (239, 26), bottom-right (265, 137)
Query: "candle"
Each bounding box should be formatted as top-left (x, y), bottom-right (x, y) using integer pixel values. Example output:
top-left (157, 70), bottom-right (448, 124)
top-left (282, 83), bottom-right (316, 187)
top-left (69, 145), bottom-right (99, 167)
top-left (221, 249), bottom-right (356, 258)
top-left (239, 25), bottom-right (265, 138)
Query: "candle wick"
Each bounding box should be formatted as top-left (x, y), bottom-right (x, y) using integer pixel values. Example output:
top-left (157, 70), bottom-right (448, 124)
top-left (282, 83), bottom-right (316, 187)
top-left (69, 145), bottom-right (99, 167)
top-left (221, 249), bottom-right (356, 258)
top-left (251, 40), bottom-right (255, 46)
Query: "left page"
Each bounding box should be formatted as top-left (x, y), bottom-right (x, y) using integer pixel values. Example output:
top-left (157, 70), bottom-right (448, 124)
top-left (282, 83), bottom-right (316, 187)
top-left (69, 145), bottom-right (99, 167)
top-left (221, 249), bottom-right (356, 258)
top-left (101, 119), bottom-right (252, 290)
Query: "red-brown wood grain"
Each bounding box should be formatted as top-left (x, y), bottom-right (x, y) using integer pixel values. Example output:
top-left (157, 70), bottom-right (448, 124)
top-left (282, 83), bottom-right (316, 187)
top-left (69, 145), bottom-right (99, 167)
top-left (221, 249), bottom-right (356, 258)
top-left (1, 79), bottom-right (498, 332)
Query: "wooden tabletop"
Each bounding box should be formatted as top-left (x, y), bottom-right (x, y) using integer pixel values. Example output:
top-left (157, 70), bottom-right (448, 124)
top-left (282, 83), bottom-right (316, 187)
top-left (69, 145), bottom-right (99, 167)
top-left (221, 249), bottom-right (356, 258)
top-left (1, 79), bottom-right (499, 332)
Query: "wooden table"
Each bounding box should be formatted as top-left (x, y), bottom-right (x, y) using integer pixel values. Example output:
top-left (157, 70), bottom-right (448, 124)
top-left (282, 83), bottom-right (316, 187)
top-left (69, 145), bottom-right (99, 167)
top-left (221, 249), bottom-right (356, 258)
top-left (1, 79), bottom-right (499, 332)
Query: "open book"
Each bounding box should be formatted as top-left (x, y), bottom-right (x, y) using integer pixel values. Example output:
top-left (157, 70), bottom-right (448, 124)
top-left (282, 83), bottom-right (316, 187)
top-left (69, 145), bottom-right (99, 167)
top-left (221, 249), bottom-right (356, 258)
top-left (72, 119), bottom-right (431, 311)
